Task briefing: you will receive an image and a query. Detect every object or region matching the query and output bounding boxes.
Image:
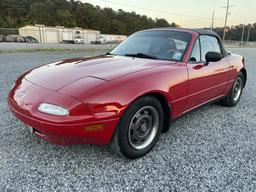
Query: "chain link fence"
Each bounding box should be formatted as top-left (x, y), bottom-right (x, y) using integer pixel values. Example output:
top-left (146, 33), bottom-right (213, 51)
top-left (223, 40), bottom-right (256, 48)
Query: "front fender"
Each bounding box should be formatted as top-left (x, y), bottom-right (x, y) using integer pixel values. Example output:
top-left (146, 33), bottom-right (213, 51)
top-left (81, 64), bottom-right (188, 120)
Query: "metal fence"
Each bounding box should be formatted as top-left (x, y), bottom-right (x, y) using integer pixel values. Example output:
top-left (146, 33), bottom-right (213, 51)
top-left (223, 40), bottom-right (256, 48)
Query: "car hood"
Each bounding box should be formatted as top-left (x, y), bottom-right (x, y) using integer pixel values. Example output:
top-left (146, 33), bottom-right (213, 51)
top-left (24, 55), bottom-right (174, 92)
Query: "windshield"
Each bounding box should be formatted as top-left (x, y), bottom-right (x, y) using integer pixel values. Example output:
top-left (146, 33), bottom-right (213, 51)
top-left (110, 30), bottom-right (191, 61)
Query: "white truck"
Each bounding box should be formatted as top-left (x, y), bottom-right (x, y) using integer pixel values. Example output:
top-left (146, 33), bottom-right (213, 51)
top-left (62, 31), bottom-right (84, 44)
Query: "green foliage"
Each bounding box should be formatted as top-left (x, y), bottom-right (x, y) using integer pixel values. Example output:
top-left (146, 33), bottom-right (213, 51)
top-left (170, 22), bottom-right (180, 28)
top-left (0, 0), bottom-right (173, 35)
top-left (155, 19), bottom-right (170, 27)
top-left (214, 24), bottom-right (256, 42)
top-left (1, 0), bottom-right (254, 40)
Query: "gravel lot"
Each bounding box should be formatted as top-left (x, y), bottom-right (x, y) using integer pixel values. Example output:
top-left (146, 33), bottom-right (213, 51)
top-left (0, 42), bottom-right (116, 52)
top-left (0, 48), bottom-right (255, 191)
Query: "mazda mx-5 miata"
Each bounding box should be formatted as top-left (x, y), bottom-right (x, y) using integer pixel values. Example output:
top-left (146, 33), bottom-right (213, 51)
top-left (8, 28), bottom-right (246, 159)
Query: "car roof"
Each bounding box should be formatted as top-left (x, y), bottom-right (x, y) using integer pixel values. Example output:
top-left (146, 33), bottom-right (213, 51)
top-left (142, 27), bottom-right (227, 56)
top-left (190, 28), bottom-right (220, 37)
top-left (143, 27), bottom-right (220, 39)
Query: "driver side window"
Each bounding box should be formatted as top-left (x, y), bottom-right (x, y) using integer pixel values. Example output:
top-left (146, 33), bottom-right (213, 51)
top-left (190, 38), bottom-right (200, 62)
top-left (190, 35), bottom-right (222, 62)
top-left (200, 35), bottom-right (221, 61)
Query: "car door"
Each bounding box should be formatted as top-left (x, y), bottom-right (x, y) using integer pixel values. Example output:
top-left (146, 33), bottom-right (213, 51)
top-left (186, 35), bottom-right (229, 110)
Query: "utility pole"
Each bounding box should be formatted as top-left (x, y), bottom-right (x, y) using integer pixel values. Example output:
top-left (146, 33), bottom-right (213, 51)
top-left (241, 24), bottom-right (245, 43)
top-left (247, 25), bottom-right (251, 42)
top-left (223, 0), bottom-right (230, 41)
top-left (211, 10), bottom-right (215, 30)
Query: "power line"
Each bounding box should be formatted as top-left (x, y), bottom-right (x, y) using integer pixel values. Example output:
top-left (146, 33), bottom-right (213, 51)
top-left (97, 0), bottom-right (254, 27)
top-left (231, 10), bottom-right (256, 23)
top-left (97, 0), bottom-right (219, 20)
top-left (231, 0), bottom-right (256, 20)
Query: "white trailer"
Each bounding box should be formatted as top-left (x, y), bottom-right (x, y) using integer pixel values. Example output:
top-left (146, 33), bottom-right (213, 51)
top-left (98, 34), bottom-right (127, 44)
top-left (62, 31), bottom-right (74, 44)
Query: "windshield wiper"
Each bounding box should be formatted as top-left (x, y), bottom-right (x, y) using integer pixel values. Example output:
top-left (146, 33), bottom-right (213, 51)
top-left (125, 53), bottom-right (158, 59)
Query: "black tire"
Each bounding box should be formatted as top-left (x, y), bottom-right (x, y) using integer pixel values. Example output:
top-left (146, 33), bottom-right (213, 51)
top-left (221, 72), bottom-right (244, 107)
top-left (111, 96), bottom-right (164, 159)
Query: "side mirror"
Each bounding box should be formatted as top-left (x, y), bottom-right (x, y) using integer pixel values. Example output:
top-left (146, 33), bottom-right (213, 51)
top-left (205, 52), bottom-right (223, 65)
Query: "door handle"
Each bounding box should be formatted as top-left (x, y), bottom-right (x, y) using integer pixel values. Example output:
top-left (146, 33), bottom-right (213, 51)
top-left (193, 64), bottom-right (204, 70)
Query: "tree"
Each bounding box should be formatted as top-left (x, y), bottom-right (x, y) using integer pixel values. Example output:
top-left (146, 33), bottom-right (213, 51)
top-left (170, 22), bottom-right (180, 28)
top-left (0, 0), bottom-right (174, 35)
top-left (155, 18), bottom-right (170, 27)
top-left (56, 9), bottom-right (76, 27)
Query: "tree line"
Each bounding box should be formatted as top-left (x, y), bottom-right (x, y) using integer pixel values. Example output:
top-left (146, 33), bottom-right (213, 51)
top-left (214, 24), bottom-right (256, 42)
top-left (0, 0), bottom-right (178, 35)
top-left (0, 0), bottom-right (255, 40)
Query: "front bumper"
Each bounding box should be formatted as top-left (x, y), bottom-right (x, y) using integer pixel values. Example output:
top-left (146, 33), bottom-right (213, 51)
top-left (9, 105), bottom-right (119, 145)
top-left (7, 79), bottom-right (119, 145)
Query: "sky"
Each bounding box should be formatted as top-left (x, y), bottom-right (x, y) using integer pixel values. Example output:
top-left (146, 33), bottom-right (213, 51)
top-left (81, 0), bottom-right (256, 28)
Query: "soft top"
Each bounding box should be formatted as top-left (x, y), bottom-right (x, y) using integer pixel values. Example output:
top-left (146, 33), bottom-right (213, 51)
top-left (144, 27), bottom-right (220, 39)
top-left (190, 28), bottom-right (219, 37)
top-left (143, 27), bottom-right (228, 56)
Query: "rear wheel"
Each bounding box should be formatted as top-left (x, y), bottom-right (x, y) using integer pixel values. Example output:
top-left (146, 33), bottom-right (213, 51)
top-left (111, 96), bottom-right (163, 159)
top-left (221, 72), bottom-right (244, 107)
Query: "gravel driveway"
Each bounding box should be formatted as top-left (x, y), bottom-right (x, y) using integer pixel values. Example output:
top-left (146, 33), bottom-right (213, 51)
top-left (0, 48), bottom-right (255, 191)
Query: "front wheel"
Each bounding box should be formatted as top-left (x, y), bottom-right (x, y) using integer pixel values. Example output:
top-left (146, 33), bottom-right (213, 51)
top-left (111, 96), bottom-right (163, 159)
top-left (221, 72), bottom-right (244, 107)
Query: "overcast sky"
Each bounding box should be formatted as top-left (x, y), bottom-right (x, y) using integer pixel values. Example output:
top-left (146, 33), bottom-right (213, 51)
top-left (82, 0), bottom-right (255, 28)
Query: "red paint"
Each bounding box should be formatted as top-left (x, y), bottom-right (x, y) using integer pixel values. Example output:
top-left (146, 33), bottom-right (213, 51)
top-left (8, 28), bottom-right (246, 145)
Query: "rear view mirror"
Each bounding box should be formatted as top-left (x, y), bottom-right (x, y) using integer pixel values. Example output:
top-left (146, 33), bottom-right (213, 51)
top-left (205, 52), bottom-right (223, 65)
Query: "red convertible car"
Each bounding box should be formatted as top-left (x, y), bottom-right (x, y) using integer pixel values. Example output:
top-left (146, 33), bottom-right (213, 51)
top-left (8, 28), bottom-right (246, 159)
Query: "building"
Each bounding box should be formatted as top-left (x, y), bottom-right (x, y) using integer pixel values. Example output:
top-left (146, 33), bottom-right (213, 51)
top-left (19, 25), bottom-right (100, 44)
